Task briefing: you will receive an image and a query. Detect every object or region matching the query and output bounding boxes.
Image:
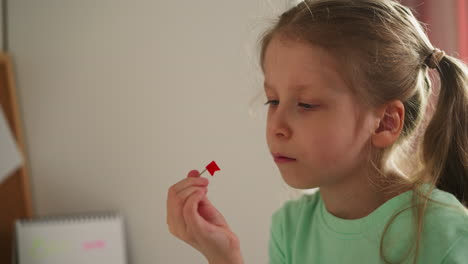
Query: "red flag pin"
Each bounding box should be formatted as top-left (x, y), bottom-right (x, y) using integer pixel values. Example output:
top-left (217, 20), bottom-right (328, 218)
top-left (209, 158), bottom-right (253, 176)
top-left (199, 161), bottom-right (220, 176)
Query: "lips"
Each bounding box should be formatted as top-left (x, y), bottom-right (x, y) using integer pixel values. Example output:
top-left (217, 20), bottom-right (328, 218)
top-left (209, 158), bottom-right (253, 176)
top-left (272, 152), bottom-right (296, 160)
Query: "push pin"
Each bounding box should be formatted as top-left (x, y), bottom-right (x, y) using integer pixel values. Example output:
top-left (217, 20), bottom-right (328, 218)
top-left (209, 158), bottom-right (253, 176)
top-left (199, 161), bottom-right (220, 176)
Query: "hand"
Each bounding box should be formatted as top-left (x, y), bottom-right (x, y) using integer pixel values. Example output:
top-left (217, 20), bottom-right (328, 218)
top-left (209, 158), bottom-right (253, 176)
top-left (167, 170), bottom-right (244, 264)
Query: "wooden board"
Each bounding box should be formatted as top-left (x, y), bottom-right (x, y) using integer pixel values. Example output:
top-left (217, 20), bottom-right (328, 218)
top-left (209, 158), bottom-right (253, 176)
top-left (0, 52), bottom-right (33, 264)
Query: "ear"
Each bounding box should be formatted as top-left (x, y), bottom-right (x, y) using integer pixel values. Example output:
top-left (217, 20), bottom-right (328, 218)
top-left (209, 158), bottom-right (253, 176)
top-left (371, 100), bottom-right (405, 148)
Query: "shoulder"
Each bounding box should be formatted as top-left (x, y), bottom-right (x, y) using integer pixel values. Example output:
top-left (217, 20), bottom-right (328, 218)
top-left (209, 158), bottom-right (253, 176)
top-left (270, 191), bottom-right (321, 230)
top-left (420, 188), bottom-right (468, 263)
top-left (424, 188), bottom-right (468, 232)
top-left (269, 191), bottom-right (320, 258)
top-left (440, 235), bottom-right (468, 264)
top-left (268, 191), bottom-right (321, 263)
top-left (271, 191), bottom-right (320, 220)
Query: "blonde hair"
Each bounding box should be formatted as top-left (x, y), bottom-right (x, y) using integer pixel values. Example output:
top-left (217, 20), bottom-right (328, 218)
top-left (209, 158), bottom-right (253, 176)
top-left (257, 0), bottom-right (468, 263)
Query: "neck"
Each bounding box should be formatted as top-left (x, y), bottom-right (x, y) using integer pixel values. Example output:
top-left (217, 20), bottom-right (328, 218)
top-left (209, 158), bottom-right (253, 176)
top-left (319, 170), bottom-right (408, 220)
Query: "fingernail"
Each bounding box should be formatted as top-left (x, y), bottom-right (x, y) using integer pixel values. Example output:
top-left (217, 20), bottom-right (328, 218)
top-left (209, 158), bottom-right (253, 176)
top-left (187, 170), bottom-right (199, 178)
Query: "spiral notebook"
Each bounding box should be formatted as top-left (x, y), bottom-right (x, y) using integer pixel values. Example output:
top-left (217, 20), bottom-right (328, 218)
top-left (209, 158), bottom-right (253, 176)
top-left (15, 212), bottom-right (127, 264)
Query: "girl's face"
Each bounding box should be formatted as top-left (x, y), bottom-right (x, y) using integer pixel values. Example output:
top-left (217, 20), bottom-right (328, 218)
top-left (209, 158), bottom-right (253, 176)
top-left (263, 36), bottom-right (376, 189)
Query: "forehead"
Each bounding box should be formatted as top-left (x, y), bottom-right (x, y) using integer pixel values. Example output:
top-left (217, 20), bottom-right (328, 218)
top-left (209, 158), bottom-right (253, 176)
top-left (263, 36), bottom-right (349, 94)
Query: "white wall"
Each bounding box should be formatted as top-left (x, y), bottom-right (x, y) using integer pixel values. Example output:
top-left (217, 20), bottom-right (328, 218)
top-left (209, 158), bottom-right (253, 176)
top-left (8, 0), bottom-right (302, 263)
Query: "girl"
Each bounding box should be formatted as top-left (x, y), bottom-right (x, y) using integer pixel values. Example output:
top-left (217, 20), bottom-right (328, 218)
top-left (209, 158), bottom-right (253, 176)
top-left (166, 0), bottom-right (468, 263)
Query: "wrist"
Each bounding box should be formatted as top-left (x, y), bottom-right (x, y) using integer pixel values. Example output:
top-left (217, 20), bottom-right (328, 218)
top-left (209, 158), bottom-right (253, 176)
top-left (209, 260), bottom-right (243, 264)
top-left (208, 252), bottom-right (244, 264)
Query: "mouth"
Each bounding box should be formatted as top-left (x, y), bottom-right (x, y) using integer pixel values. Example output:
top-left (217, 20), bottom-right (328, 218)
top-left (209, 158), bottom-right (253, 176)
top-left (272, 152), bottom-right (296, 162)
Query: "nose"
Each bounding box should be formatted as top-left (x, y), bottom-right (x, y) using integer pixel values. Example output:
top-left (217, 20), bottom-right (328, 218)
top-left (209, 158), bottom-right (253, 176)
top-left (268, 108), bottom-right (292, 139)
top-left (276, 126), bottom-right (290, 138)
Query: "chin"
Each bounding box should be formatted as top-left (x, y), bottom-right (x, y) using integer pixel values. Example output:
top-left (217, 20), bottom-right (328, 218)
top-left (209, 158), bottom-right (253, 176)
top-left (281, 173), bottom-right (321, 189)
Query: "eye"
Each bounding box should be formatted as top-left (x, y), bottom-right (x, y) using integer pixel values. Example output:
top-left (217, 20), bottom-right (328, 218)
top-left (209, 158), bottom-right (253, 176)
top-left (264, 100), bottom-right (279, 106)
top-left (265, 100), bottom-right (319, 109)
top-left (298, 103), bottom-right (319, 109)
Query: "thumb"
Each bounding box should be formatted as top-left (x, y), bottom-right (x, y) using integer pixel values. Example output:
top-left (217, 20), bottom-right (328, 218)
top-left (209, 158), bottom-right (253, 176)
top-left (187, 169), bottom-right (200, 178)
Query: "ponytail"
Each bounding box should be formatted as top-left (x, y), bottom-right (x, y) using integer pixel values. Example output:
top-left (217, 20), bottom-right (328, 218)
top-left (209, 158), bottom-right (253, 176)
top-left (421, 54), bottom-right (468, 206)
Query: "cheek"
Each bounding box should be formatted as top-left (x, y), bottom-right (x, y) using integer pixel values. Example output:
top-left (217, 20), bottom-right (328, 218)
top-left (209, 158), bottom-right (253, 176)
top-left (304, 131), bottom-right (349, 163)
top-left (265, 123), bottom-right (274, 143)
top-left (302, 117), bottom-right (357, 163)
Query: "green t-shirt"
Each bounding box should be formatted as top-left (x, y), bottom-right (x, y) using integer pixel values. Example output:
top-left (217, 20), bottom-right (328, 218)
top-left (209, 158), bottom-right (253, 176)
top-left (268, 186), bottom-right (468, 264)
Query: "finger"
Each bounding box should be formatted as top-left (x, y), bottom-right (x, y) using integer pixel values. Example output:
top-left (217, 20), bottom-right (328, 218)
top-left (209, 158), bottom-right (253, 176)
top-left (167, 186), bottom-right (186, 233)
top-left (167, 188), bottom-right (182, 236)
top-left (167, 185), bottom-right (208, 234)
top-left (167, 187), bottom-right (201, 238)
top-left (178, 186), bottom-right (208, 206)
top-left (183, 189), bottom-right (208, 234)
top-left (171, 177), bottom-right (209, 195)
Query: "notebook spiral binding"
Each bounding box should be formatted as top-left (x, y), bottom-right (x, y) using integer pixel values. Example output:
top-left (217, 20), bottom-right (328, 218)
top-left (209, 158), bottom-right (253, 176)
top-left (15, 211), bottom-right (123, 226)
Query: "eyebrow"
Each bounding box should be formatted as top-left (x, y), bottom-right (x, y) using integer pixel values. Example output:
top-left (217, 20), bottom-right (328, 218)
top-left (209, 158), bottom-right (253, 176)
top-left (263, 82), bottom-right (316, 92)
top-left (264, 66), bottom-right (350, 93)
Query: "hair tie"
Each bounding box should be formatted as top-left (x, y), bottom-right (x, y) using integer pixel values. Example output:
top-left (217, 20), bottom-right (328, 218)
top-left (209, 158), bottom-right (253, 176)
top-left (425, 48), bottom-right (445, 69)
